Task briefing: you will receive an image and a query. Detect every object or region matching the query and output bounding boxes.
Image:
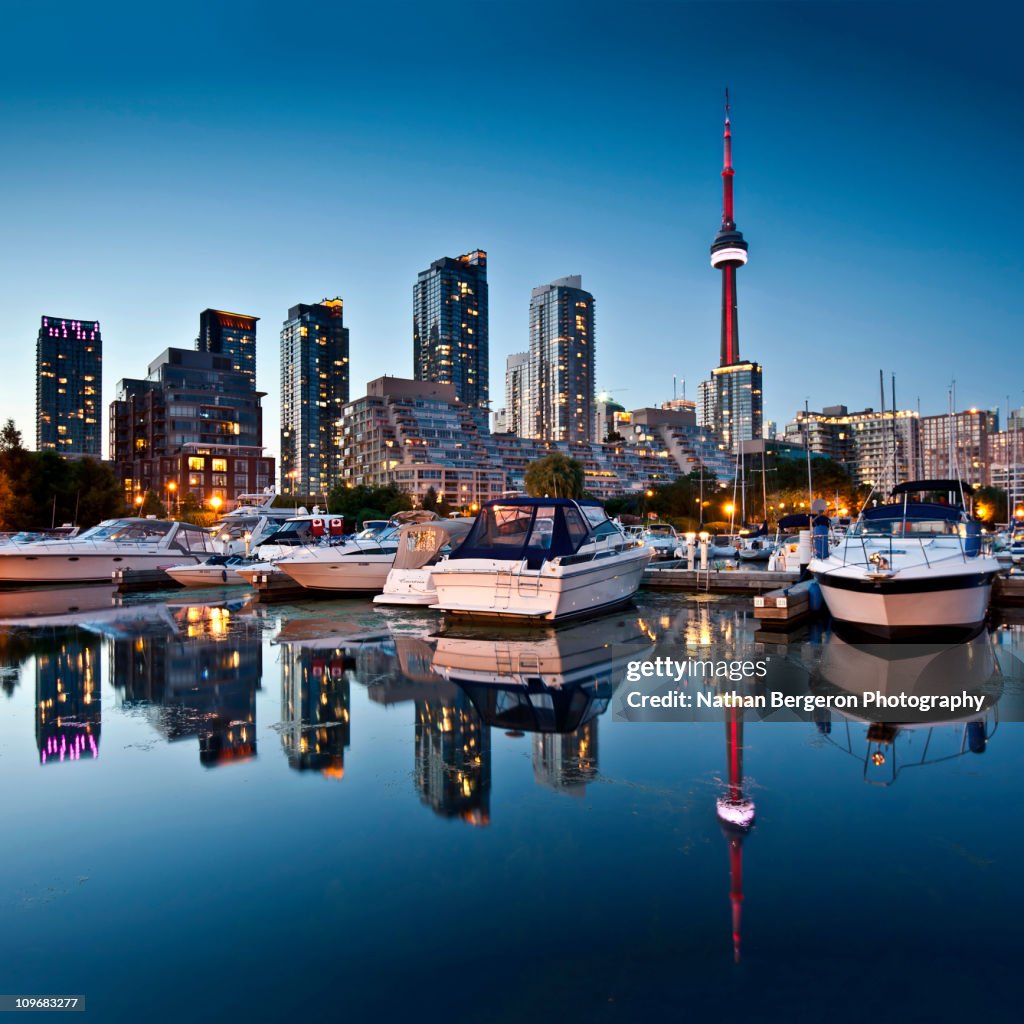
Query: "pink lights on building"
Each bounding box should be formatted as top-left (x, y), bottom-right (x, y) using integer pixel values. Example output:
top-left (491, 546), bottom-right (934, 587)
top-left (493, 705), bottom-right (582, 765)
top-left (39, 729), bottom-right (99, 765)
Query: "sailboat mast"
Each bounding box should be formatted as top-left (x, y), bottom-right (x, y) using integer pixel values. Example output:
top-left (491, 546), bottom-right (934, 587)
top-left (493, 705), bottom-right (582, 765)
top-left (879, 369), bottom-right (888, 495)
top-left (891, 374), bottom-right (899, 487)
top-left (804, 399), bottom-right (813, 511)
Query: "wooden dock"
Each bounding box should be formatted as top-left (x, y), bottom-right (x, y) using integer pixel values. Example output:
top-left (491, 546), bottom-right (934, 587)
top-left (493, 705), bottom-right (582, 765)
top-left (994, 574), bottom-right (1024, 606)
top-left (642, 563), bottom-right (798, 594)
top-left (248, 570), bottom-right (314, 603)
top-left (113, 568), bottom-right (183, 593)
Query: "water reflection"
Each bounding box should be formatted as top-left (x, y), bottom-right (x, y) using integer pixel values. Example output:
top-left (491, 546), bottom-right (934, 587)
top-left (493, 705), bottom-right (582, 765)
top-left (415, 693), bottom-right (490, 826)
top-left (110, 602), bottom-right (263, 767)
top-left (805, 631), bottom-right (1004, 785)
top-left (36, 629), bottom-right (101, 765)
top-left (274, 625), bottom-right (356, 778)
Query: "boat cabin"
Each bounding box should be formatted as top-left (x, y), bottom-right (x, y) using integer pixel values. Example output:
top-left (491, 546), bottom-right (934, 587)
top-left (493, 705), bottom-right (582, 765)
top-left (449, 498), bottom-right (614, 568)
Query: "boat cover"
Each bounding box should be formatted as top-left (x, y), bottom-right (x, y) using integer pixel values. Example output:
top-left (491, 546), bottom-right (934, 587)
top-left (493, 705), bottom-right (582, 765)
top-left (392, 520), bottom-right (473, 570)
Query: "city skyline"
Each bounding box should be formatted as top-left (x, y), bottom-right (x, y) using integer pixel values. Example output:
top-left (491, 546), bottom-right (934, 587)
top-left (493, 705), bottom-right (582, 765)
top-left (1, 2), bottom-right (1019, 465)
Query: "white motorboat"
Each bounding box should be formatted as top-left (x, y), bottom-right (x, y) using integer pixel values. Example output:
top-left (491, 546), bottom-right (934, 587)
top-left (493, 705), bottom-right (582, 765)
top-left (373, 518), bottom-right (473, 606)
top-left (737, 535), bottom-right (774, 563)
top-left (429, 498), bottom-right (654, 622)
top-left (165, 554), bottom-right (255, 587)
top-left (641, 522), bottom-right (681, 560)
top-left (0, 517), bottom-right (219, 587)
top-left (276, 511), bottom-right (440, 594)
top-left (708, 535), bottom-right (739, 559)
top-left (165, 508), bottom-right (298, 587)
top-left (810, 480), bottom-right (1000, 638)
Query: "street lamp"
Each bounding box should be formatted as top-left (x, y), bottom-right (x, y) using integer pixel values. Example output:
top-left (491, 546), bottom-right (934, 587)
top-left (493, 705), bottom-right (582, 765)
top-left (209, 496), bottom-right (223, 513)
top-left (167, 480), bottom-right (177, 517)
top-left (134, 494), bottom-right (144, 512)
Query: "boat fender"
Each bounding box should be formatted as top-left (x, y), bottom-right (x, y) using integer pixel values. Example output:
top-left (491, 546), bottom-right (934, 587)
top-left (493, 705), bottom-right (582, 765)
top-left (222, 568), bottom-right (228, 583)
top-left (807, 579), bottom-right (824, 613)
top-left (966, 720), bottom-right (987, 754)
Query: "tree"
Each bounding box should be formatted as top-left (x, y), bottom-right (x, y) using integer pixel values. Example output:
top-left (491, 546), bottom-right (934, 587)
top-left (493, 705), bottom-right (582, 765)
top-left (524, 454), bottom-right (585, 499)
top-left (0, 419), bottom-right (24, 454)
top-left (139, 490), bottom-right (166, 517)
top-left (66, 459), bottom-right (125, 527)
top-left (421, 486), bottom-right (439, 511)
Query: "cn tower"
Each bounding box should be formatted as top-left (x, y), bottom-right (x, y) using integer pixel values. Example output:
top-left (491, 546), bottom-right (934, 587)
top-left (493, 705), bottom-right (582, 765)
top-left (710, 89), bottom-right (748, 367)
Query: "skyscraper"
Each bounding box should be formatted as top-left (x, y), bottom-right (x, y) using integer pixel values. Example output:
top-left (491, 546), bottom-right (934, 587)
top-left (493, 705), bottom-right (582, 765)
top-left (279, 298), bottom-right (350, 497)
top-left (197, 309), bottom-right (259, 389)
top-left (503, 351), bottom-right (530, 436)
top-left (526, 275), bottom-right (595, 443)
top-left (700, 95), bottom-right (763, 452)
top-left (36, 315), bottom-right (102, 456)
top-left (412, 250), bottom-right (489, 426)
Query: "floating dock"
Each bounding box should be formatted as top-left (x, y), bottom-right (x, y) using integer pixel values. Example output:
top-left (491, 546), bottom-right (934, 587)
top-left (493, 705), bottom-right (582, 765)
top-left (248, 571), bottom-right (314, 603)
top-left (642, 562), bottom-right (797, 594)
top-left (993, 574), bottom-right (1024, 606)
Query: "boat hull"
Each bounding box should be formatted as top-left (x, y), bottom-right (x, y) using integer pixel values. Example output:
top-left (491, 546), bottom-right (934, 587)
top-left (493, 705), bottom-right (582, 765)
top-left (431, 549), bottom-right (653, 622)
top-left (372, 568), bottom-right (438, 606)
top-left (0, 551), bottom-right (201, 587)
top-left (165, 564), bottom-right (248, 587)
top-left (813, 565), bottom-right (998, 639)
top-left (278, 555), bottom-right (395, 593)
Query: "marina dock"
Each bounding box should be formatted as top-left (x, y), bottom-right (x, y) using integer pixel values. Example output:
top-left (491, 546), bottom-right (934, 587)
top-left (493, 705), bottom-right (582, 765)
top-left (113, 568), bottom-right (184, 593)
top-left (642, 562), bottom-right (797, 594)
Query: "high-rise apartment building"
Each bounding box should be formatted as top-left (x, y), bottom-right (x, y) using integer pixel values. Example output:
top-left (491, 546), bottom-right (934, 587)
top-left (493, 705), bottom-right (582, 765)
top-left (919, 408), bottom-right (998, 487)
top-left (110, 348), bottom-right (273, 506)
top-left (339, 377), bottom-right (506, 509)
top-left (525, 276), bottom-right (595, 443)
top-left (197, 309), bottom-right (259, 390)
top-left (36, 315), bottom-right (102, 456)
top-left (706, 362), bottom-right (763, 453)
top-left (504, 351), bottom-right (530, 436)
top-left (412, 251), bottom-right (488, 425)
top-left (784, 405), bottom-right (920, 490)
top-left (279, 298), bottom-right (350, 498)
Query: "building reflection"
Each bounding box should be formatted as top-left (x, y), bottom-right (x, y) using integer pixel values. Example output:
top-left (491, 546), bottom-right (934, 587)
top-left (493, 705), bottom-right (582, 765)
top-left (35, 629), bottom-right (102, 766)
top-left (279, 643), bottom-right (351, 778)
top-left (109, 602), bottom-right (262, 767)
top-left (532, 720), bottom-right (598, 797)
top-left (414, 693), bottom-right (491, 826)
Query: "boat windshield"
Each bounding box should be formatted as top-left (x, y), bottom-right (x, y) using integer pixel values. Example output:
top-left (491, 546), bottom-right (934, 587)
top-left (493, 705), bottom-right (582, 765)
top-left (213, 516), bottom-right (261, 541)
top-left (851, 517), bottom-right (961, 538)
top-left (76, 519), bottom-right (174, 542)
top-left (451, 501), bottom-right (591, 561)
top-left (646, 525), bottom-right (675, 537)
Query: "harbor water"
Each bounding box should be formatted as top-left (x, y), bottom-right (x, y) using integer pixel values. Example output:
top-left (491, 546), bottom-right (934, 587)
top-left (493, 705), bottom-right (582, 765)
top-left (1, 586), bottom-right (1022, 1022)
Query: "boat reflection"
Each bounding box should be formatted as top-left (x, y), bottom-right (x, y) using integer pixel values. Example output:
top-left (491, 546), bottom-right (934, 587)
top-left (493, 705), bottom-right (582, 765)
top-left (808, 630), bottom-right (1003, 785)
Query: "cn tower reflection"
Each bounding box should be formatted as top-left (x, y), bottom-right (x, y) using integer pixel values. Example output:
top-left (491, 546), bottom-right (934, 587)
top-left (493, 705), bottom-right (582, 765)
top-left (716, 702), bottom-right (754, 963)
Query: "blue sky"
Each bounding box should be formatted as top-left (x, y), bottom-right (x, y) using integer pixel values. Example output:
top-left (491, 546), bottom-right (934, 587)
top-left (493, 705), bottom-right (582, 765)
top-left (1, 0), bottom-right (1021, 458)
